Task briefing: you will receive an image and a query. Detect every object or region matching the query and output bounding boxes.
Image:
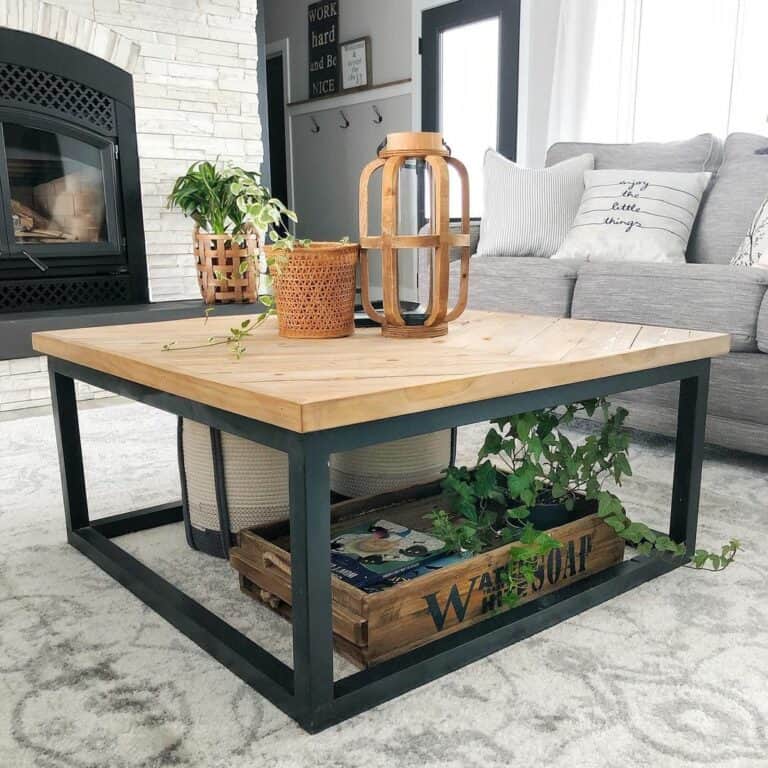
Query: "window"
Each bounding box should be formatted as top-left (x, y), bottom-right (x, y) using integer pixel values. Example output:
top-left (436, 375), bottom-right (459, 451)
top-left (549, 0), bottom-right (768, 145)
top-left (440, 18), bottom-right (500, 218)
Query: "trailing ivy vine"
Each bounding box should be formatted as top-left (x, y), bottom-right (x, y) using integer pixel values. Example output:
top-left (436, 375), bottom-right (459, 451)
top-left (431, 399), bottom-right (741, 606)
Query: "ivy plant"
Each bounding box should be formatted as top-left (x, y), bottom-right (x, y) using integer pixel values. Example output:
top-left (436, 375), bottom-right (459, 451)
top-left (431, 399), bottom-right (741, 606)
top-left (163, 163), bottom-right (311, 359)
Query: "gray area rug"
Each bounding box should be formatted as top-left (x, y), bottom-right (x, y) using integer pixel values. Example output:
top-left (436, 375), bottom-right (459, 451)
top-left (0, 401), bottom-right (766, 768)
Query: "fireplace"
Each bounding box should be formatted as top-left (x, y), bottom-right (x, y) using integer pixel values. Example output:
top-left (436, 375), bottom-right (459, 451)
top-left (0, 28), bottom-right (147, 313)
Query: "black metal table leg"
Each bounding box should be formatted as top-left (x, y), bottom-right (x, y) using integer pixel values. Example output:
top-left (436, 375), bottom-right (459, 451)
top-left (49, 369), bottom-right (90, 534)
top-left (669, 361), bottom-right (710, 554)
top-left (288, 434), bottom-right (335, 729)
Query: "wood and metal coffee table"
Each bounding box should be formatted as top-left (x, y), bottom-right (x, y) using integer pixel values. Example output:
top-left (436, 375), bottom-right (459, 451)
top-left (33, 310), bottom-right (729, 732)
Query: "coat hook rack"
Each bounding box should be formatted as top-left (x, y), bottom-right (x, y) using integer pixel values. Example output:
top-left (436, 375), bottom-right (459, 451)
top-left (339, 110), bottom-right (350, 129)
top-left (310, 116), bottom-right (320, 133)
top-left (372, 105), bottom-right (383, 124)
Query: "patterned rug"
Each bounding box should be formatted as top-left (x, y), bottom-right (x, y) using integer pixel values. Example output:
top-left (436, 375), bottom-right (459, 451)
top-left (0, 401), bottom-right (766, 768)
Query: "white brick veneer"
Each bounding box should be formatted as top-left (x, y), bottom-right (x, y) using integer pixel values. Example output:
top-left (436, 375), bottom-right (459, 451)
top-left (0, 0), bottom-right (264, 410)
top-left (0, 356), bottom-right (113, 412)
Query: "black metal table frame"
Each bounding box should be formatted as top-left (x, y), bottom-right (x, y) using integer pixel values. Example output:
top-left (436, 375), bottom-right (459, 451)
top-left (48, 355), bottom-right (710, 733)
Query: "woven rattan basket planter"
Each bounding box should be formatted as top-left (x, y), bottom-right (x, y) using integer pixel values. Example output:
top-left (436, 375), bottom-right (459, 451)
top-left (267, 241), bottom-right (359, 338)
top-left (330, 430), bottom-right (454, 498)
top-left (194, 230), bottom-right (259, 305)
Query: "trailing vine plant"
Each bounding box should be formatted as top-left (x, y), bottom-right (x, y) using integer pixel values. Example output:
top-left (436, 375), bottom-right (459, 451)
top-left (163, 163), bottom-right (308, 358)
top-left (431, 399), bottom-right (741, 606)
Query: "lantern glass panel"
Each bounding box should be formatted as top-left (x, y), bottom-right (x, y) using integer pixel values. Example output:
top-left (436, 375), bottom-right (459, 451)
top-left (395, 157), bottom-right (431, 316)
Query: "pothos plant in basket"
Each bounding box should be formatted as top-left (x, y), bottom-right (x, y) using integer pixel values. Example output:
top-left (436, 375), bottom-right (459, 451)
top-left (430, 399), bottom-right (741, 606)
top-left (164, 162), bottom-right (304, 357)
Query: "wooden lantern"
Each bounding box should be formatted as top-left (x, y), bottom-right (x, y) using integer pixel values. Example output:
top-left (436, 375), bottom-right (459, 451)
top-left (358, 131), bottom-right (470, 338)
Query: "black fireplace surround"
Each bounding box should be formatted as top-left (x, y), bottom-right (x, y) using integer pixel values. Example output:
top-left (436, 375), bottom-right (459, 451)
top-left (0, 29), bottom-right (255, 361)
top-left (0, 28), bottom-right (148, 314)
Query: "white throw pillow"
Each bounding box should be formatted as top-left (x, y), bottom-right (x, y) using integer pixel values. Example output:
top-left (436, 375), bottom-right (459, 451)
top-left (552, 169), bottom-right (711, 264)
top-left (732, 195), bottom-right (768, 269)
top-left (476, 149), bottom-right (594, 258)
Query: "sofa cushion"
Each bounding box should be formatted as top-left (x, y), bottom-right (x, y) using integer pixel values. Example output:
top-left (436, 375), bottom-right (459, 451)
top-left (689, 133), bottom-right (768, 265)
top-left (456, 256), bottom-right (578, 317)
top-left (571, 262), bottom-right (768, 352)
top-left (613, 353), bottom-right (768, 430)
top-left (546, 134), bottom-right (722, 173)
top-left (758, 292), bottom-right (768, 352)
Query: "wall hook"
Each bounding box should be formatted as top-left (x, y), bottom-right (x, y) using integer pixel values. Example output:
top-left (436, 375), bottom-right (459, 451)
top-left (339, 110), bottom-right (350, 129)
top-left (372, 105), bottom-right (383, 124)
top-left (310, 116), bottom-right (320, 134)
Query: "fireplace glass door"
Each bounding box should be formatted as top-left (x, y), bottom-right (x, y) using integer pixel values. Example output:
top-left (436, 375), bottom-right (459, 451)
top-left (0, 116), bottom-right (122, 270)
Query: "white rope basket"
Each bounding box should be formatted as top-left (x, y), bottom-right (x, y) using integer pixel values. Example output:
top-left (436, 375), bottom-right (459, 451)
top-left (330, 430), bottom-right (453, 498)
top-left (182, 419), bottom-right (290, 535)
top-left (181, 421), bottom-right (452, 554)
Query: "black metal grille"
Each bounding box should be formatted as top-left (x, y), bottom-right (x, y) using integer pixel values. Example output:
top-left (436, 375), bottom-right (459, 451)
top-left (0, 276), bottom-right (131, 312)
top-left (0, 63), bottom-right (116, 134)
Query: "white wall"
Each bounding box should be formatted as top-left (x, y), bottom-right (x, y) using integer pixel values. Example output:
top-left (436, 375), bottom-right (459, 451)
top-left (0, 0), bottom-right (264, 411)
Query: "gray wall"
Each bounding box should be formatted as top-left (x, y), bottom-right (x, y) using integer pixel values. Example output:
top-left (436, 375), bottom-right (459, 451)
top-left (264, 0), bottom-right (414, 297)
top-left (265, 0), bottom-right (412, 103)
top-left (264, 0), bottom-right (563, 250)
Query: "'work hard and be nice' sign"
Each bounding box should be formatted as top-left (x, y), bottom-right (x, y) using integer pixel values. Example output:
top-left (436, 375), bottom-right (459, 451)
top-left (308, 0), bottom-right (339, 98)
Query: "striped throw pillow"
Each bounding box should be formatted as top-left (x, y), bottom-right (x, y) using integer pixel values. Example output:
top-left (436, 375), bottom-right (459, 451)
top-left (476, 149), bottom-right (594, 258)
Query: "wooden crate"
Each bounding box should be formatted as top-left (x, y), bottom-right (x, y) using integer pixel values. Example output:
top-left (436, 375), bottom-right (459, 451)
top-left (230, 482), bottom-right (625, 668)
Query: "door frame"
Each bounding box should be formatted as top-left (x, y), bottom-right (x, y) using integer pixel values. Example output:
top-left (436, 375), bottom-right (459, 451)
top-left (420, 0), bottom-right (521, 161)
top-left (266, 38), bottom-right (295, 211)
top-left (412, 0), bottom-right (524, 161)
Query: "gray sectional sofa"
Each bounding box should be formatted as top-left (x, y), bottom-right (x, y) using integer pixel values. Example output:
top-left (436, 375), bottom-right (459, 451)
top-left (461, 132), bottom-right (768, 456)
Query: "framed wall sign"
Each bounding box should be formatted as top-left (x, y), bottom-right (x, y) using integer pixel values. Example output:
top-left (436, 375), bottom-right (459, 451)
top-left (308, 0), bottom-right (339, 99)
top-left (340, 36), bottom-right (372, 91)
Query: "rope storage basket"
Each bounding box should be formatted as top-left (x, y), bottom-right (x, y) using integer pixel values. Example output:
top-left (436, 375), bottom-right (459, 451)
top-left (330, 430), bottom-right (454, 498)
top-left (267, 241), bottom-right (359, 338)
top-left (194, 230), bottom-right (259, 305)
top-left (179, 421), bottom-right (454, 557)
top-left (179, 418), bottom-right (289, 558)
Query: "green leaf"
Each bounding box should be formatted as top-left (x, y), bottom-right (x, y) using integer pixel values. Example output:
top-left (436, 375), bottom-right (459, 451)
top-left (478, 428), bottom-right (502, 459)
top-left (506, 506), bottom-right (530, 521)
top-left (606, 517), bottom-right (627, 534)
top-left (473, 461), bottom-right (498, 499)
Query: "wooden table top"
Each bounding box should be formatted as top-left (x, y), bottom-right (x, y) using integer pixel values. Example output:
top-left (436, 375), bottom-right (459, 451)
top-left (32, 311), bottom-right (730, 433)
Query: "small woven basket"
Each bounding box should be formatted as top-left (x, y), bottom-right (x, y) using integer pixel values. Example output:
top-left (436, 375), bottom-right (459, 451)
top-left (194, 229), bottom-right (259, 305)
top-left (267, 241), bottom-right (359, 338)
